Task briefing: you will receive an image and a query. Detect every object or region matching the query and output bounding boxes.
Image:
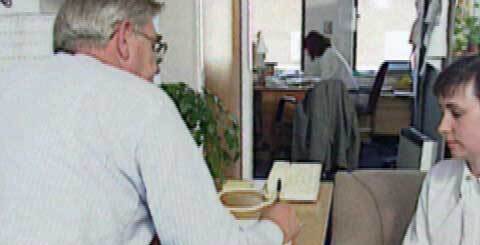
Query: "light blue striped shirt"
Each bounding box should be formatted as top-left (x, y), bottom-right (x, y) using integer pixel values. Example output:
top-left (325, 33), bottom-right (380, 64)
top-left (0, 54), bottom-right (282, 244)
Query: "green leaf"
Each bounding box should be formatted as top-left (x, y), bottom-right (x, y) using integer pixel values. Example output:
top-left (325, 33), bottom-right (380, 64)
top-left (160, 82), bottom-right (240, 181)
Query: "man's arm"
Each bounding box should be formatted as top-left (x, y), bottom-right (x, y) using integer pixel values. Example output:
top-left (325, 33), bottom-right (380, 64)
top-left (135, 95), bottom-right (298, 244)
top-left (261, 204), bottom-right (301, 244)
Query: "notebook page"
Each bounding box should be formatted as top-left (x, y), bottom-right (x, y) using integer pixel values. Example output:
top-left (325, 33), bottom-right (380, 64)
top-left (267, 161), bottom-right (322, 202)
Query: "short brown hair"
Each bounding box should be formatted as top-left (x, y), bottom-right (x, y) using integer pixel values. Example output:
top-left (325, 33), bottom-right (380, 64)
top-left (434, 56), bottom-right (480, 100)
top-left (304, 31), bottom-right (331, 58)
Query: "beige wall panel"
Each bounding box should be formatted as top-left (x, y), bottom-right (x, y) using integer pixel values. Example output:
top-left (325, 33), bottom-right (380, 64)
top-left (203, 0), bottom-right (242, 178)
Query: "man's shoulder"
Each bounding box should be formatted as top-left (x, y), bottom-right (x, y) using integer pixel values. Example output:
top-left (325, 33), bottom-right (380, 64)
top-left (62, 54), bottom-right (171, 106)
top-left (1, 53), bottom-right (174, 109)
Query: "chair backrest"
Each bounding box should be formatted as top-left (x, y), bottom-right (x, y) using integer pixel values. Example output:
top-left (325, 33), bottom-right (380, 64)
top-left (397, 127), bottom-right (438, 171)
top-left (332, 170), bottom-right (426, 245)
top-left (418, 64), bottom-right (442, 143)
top-left (366, 61), bottom-right (410, 114)
top-left (365, 62), bottom-right (390, 114)
top-left (291, 79), bottom-right (360, 171)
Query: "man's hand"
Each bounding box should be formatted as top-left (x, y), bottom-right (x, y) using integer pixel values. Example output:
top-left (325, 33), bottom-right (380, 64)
top-left (260, 204), bottom-right (301, 243)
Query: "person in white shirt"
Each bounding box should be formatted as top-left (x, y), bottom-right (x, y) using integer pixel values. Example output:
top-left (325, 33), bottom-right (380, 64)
top-left (403, 56), bottom-right (480, 245)
top-left (0, 0), bottom-right (300, 244)
top-left (303, 31), bottom-right (358, 90)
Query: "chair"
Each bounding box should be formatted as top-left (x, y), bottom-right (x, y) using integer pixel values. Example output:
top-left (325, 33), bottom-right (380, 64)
top-left (356, 61), bottom-right (410, 135)
top-left (272, 95), bottom-right (298, 159)
top-left (396, 127), bottom-right (438, 171)
top-left (332, 170), bottom-right (426, 245)
top-left (291, 80), bottom-right (360, 173)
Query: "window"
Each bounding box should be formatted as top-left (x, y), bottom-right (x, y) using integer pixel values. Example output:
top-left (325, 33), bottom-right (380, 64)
top-left (251, 0), bottom-right (303, 72)
top-left (355, 0), bottom-right (416, 71)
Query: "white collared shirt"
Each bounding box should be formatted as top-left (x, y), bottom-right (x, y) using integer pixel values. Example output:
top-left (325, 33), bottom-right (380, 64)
top-left (0, 54), bottom-right (283, 244)
top-left (403, 159), bottom-right (480, 245)
top-left (304, 46), bottom-right (358, 90)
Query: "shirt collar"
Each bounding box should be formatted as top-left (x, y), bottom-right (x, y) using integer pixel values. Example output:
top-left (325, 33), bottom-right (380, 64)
top-left (462, 162), bottom-right (480, 181)
top-left (460, 161), bottom-right (480, 199)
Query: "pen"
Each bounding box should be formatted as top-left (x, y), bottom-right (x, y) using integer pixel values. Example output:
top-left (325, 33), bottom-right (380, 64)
top-left (276, 178), bottom-right (282, 202)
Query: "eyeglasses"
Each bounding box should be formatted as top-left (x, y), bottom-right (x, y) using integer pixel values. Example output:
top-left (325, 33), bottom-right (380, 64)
top-left (1, 0), bottom-right (12, 8)
top-left (134, 31), bottom-right (168, 64)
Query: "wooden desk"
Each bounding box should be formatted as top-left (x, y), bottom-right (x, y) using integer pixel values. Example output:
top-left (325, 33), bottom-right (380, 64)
top-left (291, 182), bottom-right (333, 245)
top-left (374, 95), bottom-right (413, 135)
top-left (254, 85), bottom-right (312, 125)
top-left (237, 181), bottom-right (333, 245)
top-left (254, 85), bottom-right (311, 153)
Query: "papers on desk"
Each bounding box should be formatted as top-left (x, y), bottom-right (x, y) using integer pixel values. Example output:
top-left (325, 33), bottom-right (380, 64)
top-left (393, 90), bottom-right (415, 97)
top-left (265, 76), bottom-right (288, 88)
top-left (264, 76), bottom-right (318, 89)
top-left (266, 161), bottom-right (322, 202)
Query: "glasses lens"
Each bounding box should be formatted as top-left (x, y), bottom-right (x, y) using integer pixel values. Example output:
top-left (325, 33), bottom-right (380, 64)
top-left (154, 35), bottom-right (167, 64)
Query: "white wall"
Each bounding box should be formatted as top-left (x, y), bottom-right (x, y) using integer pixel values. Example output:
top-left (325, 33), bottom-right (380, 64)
top-left (0, 0), bottom-right (54, 73)
top-left (38, 0), bottom-right (205, 91)
top-left (335, 0), bottom-right (354, 66)
top-left (156, 0), bottom-right (204, 90)
top-left (39, 0), bottom-right (64, 13)
top-left (304, 0), bottom-right (354, 67)
top-left (0, 0), bottom-right (39, 13)
top-left (251, 0), bottom-right (302, 67)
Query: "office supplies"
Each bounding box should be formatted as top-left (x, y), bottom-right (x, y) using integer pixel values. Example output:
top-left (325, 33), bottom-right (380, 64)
top-left (275, 179), bottom-right (282, 202)
top-left (266, 161), bottom-right (323, 202)
top-left (221, 180), bottom-right (255, 192)
top-left (219, 189), bottom-right (275, 219)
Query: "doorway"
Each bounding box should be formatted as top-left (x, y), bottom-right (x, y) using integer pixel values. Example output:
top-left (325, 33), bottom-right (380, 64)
top-left (241, 0), bottom-right (304, 179)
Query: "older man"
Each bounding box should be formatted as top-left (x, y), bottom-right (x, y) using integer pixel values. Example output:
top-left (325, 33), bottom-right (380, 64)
top-left (0, 0), bottom-right (299, 244)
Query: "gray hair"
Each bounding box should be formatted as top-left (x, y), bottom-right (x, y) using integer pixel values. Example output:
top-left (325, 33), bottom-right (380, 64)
top-left (54, 0), bottom-right (163, 52)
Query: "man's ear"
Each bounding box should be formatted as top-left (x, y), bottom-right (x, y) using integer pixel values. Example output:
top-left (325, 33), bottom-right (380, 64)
top-left (115, 20), bottom-right (134, 62)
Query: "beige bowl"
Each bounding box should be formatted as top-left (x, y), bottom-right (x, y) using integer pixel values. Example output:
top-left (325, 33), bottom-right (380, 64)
top-left (219, 189), bottom-right (275, 219)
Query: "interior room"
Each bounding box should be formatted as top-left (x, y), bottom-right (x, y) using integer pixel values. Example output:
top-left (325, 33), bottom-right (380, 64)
top-left (1, 0), bottom-right (470, 244)
top-left (251, 0), bottom-right (419, 178)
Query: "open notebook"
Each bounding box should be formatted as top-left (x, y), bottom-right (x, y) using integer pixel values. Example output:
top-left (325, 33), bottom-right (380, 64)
top-left (266, 161), bottom-right (323, 202)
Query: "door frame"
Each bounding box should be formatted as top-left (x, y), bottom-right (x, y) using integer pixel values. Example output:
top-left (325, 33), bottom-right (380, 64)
top-left (240, 0), bottom-right (253, 179)
top-left (240, 0), bottom-right (305, 179)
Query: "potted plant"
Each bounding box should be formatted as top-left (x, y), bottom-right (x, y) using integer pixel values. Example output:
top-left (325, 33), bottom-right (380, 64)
top-left (454, 2), bottom-right (480, 54)
top-left (159, 83), bottom-right (240, 183)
